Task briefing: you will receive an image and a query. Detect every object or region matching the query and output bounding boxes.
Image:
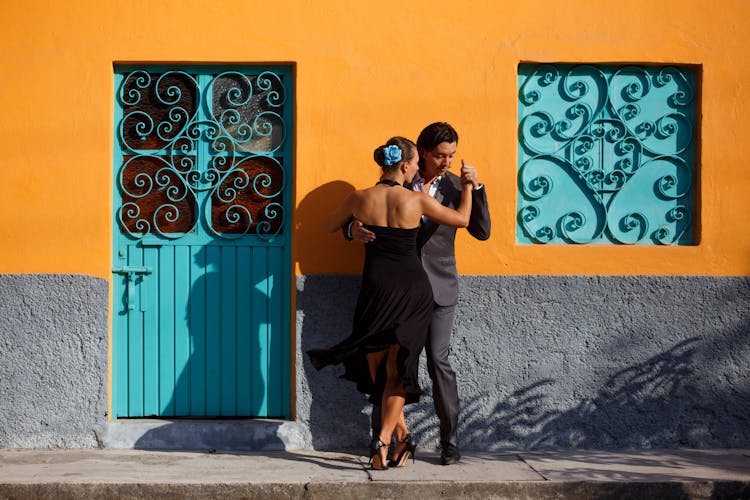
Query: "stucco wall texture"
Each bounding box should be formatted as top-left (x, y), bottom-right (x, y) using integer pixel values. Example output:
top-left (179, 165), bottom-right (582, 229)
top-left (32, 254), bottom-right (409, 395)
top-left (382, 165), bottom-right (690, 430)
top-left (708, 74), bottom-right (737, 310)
top-left (2, 273), bottom-right (748, 449)
top-left (0, 275), bottom-right (109, 448)
top-left (297, 275), bottom-right (750, 450)
top-left (1, 0), bottom-right (750, 277)
top-left (1, 1), bottom-right (750, 450)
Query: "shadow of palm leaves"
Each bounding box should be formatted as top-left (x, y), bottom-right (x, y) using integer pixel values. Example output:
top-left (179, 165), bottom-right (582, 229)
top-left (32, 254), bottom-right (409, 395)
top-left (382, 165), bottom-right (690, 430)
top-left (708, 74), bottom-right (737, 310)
top-left (410, 338), bottom-right (702, 450)
top-left (299, 276), bottom-right (750, 451)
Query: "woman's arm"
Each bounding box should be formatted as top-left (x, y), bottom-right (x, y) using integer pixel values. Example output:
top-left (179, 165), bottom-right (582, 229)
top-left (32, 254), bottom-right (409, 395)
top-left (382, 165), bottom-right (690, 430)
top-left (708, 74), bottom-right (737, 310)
top-left (419, 183), bottom-right (473, 228)
top-left (325, 192), bottom-right (358, 233)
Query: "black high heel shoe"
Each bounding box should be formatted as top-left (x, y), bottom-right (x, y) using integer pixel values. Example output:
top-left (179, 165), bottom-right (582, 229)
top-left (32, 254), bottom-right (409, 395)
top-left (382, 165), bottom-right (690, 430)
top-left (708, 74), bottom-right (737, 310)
top-left (369, 439), bottom-right (389, 470)
top-left (387, 434), bottom-right (416, 468)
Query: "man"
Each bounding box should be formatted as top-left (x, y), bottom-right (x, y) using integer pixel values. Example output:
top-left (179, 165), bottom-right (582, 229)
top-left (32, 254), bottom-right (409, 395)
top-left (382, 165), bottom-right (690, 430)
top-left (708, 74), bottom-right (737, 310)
top-left (346, 122), bottom-right (491, 464)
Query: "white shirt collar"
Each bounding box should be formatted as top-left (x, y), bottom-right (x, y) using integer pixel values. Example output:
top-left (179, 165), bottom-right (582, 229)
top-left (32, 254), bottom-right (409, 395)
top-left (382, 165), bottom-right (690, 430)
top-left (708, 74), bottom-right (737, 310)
top-left (412, 170), bottom-right (442, 191)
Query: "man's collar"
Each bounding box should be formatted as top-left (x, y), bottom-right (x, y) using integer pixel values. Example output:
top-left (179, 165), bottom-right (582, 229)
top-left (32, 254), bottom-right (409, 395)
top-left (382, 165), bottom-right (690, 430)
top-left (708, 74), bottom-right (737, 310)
top-left (414, 170), bottom-right (443, 186)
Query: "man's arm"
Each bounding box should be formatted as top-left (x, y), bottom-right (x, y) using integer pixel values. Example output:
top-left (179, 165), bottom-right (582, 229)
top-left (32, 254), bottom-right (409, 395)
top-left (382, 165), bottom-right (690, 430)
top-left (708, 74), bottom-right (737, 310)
top-left (342, 219), bottom-right (354, 241)
top-left (468, 187), bottom-right (490, 240)
top-left (460, 160), bottom-right (491, 241)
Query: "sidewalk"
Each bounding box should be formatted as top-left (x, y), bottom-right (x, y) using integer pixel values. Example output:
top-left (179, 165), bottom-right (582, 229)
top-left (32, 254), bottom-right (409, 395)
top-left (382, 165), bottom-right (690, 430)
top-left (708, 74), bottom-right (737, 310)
top-left (1, 448), bottom-right (749, 499)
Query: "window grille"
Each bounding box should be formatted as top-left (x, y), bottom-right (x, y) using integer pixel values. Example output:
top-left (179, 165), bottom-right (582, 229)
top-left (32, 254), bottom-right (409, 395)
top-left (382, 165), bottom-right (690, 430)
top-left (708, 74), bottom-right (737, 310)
top-left (116, 67), bottom-right (290, 241)
top-left (517, 64), bottom-right (697, 245)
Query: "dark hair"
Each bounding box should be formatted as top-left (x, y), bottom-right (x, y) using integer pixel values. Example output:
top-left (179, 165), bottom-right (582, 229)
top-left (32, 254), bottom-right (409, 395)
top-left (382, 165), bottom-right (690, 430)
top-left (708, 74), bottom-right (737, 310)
top-left (416, 122), bottom-right (459, 157)
top-left (373, 136), bottom-right (417, 170)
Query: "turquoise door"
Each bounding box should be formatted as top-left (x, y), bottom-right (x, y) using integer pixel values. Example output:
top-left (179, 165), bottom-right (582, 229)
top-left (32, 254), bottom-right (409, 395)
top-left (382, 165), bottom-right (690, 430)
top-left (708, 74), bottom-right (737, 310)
top-left (112, 66), bottom-right (292, 418)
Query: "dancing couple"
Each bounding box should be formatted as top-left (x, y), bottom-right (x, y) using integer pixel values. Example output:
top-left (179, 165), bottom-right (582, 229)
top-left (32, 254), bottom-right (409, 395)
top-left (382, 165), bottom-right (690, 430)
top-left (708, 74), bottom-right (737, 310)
top-left (308, 123), bottom-right (491, 469)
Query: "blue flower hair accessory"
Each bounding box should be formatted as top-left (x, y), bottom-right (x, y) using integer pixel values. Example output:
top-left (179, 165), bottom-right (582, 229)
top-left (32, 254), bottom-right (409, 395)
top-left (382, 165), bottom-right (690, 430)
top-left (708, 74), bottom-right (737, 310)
top-left (383, 145), bottom-right (402, 166)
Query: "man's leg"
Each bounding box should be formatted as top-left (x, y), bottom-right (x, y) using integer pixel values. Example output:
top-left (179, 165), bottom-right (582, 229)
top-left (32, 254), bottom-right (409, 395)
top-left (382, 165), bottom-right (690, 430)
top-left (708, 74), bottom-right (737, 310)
top-left (425, 303), bottom-right (459, 461)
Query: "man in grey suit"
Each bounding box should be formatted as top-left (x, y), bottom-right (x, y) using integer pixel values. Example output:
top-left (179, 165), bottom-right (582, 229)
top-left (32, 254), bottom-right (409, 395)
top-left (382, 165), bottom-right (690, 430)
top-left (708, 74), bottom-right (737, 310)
top-left (346, 122), bottom-right (491, 464)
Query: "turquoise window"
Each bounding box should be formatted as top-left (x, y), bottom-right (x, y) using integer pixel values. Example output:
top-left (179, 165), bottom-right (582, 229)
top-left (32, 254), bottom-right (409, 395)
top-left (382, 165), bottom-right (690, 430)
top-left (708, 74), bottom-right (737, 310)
top-left (517, 64), bottom-right (697, 245)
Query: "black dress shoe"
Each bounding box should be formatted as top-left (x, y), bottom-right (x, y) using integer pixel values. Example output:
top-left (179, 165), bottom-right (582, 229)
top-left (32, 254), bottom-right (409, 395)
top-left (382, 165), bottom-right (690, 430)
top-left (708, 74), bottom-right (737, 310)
top-left (440, 442), bottom-right (461, 465)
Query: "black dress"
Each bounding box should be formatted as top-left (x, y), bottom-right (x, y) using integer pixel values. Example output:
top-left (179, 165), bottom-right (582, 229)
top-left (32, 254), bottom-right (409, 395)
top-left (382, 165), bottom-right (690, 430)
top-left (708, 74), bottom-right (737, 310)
top-left (307, 224), bottom-right (433, 405)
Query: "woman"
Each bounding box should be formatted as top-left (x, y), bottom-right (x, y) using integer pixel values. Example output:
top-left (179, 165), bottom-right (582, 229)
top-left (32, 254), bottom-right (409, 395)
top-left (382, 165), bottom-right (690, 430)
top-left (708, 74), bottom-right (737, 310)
top-left (307, 136), bottom-right (472, 469)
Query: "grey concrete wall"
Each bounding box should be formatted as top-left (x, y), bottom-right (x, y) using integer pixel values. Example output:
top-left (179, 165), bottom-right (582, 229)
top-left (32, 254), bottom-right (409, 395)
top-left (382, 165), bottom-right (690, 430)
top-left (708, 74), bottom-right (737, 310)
top-left (296, 275), bottom-right (750, 451)
top-left (0, 274), bottom-right (108, 448)
top-left (3, 273), bottom-right (748, 452)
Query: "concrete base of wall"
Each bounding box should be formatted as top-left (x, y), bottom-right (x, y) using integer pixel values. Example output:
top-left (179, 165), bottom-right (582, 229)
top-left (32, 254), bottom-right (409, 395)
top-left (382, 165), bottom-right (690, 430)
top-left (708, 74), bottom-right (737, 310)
top-left (0, 274), bottom-right (109, 449)
top-left (103, 419), bottom-right (310, 451)
top-left (296, 275), bottom-right (750, 451)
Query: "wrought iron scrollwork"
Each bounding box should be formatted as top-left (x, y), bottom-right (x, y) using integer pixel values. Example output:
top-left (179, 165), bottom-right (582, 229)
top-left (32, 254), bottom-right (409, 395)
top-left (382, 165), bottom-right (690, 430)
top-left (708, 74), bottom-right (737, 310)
top-left (517, 64), bottom-right (696, 245)
top-left (116, 69), bottom-right (288, 240)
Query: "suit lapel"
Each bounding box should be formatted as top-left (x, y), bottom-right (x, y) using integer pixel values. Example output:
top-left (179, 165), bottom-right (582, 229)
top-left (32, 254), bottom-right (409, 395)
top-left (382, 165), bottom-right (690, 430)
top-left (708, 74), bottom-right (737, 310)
top-left (433, 177), bottom-right (447, 205)
top-left (417, 175), bottom-right (452, 248)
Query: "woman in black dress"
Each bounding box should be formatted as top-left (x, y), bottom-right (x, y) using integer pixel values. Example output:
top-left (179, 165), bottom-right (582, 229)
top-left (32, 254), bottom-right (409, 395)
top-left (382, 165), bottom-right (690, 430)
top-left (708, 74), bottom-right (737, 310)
top-left (307, 137), bottom-right (472, 469)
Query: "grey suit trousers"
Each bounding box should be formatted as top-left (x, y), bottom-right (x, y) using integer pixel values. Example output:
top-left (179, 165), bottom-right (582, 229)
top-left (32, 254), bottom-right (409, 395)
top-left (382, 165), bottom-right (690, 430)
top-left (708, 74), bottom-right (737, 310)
top-left (425, 303), bottom-right (458, 446)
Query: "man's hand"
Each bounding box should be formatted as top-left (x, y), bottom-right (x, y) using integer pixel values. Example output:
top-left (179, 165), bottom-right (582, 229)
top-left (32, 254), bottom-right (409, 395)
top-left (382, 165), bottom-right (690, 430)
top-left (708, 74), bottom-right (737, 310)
top-left (460, 159), bottom-right (480, 189)
top-left (351, 219), bottom-right (376, 243)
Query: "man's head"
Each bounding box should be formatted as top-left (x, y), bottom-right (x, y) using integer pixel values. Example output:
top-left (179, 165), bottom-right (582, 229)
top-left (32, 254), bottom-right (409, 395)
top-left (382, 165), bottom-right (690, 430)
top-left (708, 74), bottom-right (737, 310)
top-left (416, 122), bottom-right (459, 181)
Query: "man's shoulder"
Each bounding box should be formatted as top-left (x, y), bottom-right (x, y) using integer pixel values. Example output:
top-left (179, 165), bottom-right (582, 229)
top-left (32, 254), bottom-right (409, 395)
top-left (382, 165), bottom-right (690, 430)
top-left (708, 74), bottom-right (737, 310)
top-left (439, 172), bottom-right (463, 197)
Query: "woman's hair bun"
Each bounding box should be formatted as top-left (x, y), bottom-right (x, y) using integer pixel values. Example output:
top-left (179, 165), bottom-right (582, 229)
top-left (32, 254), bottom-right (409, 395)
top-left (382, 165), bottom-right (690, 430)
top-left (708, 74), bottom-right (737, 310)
top-left (373, 136), bottom-right (416, 169)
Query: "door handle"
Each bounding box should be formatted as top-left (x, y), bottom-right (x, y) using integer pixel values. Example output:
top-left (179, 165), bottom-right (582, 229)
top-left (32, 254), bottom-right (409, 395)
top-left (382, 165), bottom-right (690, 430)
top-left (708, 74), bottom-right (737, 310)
top-left (113, 266), bottom-right (153, 311)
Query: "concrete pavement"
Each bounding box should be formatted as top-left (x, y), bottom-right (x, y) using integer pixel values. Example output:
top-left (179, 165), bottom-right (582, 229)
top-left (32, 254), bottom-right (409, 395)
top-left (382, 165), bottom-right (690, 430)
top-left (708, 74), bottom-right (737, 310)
top-left (1, 448), bottom-right (750, 499)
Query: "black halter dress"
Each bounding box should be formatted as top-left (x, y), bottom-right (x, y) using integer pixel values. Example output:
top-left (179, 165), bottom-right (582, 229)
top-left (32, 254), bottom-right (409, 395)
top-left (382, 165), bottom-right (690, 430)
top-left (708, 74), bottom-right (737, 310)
top-left (307, 182), bottom-right (434, 404)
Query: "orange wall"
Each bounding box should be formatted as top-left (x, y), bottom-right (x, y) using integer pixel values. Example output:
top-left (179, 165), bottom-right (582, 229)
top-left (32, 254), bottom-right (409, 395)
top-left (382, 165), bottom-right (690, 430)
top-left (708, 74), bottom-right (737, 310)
top-left (1, 0), bottom-right (749, 277)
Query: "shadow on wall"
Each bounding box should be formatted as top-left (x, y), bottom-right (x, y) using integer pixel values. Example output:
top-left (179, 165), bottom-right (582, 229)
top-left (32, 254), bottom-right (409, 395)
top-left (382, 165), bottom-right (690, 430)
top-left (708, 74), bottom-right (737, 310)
top-left (411, 335), bottom-right (750, 450)
top-left (295, 180), bottom-right (362, 276)
top-left (452, 276), bottom-right (749, 450)
top-left (115, 241), bottom-right (274, 419)
top-left (298, 275), bottom-right (750, 451)
top-left (448, 338), bottom-right (707, 449)
top-left (126, 244), bottom-right (287, 452)
top-left (297, 276), bottom-right (371, 451)
top-left (131, 419), bottom-right (286, 451)
top-left (412, 290), bottom-right (750, 450)
top-left (296, 181), bottom-right (374, 450)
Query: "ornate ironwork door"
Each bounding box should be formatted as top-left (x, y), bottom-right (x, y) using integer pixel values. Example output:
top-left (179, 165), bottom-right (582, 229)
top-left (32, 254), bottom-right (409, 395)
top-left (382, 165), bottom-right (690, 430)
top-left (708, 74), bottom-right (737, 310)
top-left (112, 66), bottom-right (292, 418)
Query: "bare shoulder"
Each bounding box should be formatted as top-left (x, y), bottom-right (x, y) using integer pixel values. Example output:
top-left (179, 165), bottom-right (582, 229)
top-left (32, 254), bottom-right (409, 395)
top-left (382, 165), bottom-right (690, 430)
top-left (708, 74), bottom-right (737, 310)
top-left (350, 188), bottom-right (372, 201)
top-left (394, 187), bottom-right (425, 203)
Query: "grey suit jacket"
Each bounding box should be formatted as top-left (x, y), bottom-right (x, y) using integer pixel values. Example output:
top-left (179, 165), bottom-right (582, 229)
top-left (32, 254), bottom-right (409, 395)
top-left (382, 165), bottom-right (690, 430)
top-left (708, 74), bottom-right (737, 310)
top-left (413, 171), bottom-right (491, 306)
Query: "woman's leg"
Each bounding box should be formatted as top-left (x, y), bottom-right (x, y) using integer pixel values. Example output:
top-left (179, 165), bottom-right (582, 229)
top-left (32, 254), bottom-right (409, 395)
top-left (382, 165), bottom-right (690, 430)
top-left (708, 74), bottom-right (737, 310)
top-left (367, 350), bottom-right (408, 448)
top-left (366, 348), bottom-right (390, 468)
top-left (378, 344), bottom-right (407, 451)
top-left (366, 349), bottom-right (387, 385)
top-left (366, 344), bottom-right (409, 468)
top-left (394, 411), bottom-right (408, 442)
top-left (390, 411), bottom-right (409, 459)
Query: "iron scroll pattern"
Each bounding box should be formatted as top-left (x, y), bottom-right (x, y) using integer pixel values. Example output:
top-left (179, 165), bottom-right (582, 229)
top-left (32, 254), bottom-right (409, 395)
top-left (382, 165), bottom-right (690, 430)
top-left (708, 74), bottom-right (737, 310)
top-left (116, 69), bottom-right (287, 240)
top-left (517, 64), bottom-right (696, 244)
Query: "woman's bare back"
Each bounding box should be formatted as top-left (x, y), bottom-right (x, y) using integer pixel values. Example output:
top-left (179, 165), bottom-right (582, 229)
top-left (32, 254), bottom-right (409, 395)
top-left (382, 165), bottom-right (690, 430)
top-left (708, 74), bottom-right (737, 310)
top-left (351, 185), bottom-right (423, 229)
